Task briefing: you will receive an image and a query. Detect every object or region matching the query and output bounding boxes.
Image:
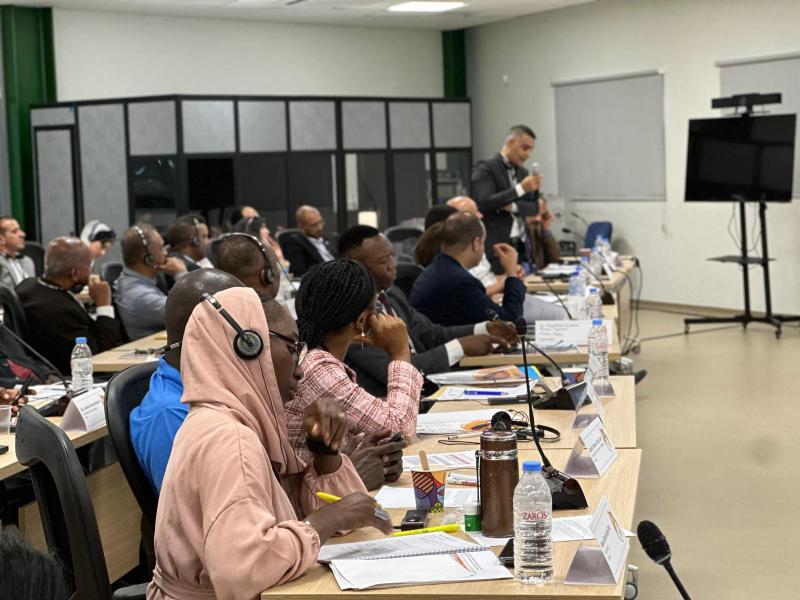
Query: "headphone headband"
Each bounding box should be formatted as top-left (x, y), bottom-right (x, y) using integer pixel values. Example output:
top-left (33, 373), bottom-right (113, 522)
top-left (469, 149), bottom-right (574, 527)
top-left (219, 232), bottom-right (276, 285)
top-left (201, 292), bottom-right (264, 359)
top-left (133, 225), bottom-right (156, 267)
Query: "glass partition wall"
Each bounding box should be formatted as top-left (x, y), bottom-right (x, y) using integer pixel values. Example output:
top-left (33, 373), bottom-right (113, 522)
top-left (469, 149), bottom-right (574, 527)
top-left (30, 95), bottom-right (471, 241)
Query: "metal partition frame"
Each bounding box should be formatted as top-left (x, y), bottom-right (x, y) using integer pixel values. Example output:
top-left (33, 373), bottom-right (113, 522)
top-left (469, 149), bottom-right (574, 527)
top-left (31, 94), bottom-right (472, 238)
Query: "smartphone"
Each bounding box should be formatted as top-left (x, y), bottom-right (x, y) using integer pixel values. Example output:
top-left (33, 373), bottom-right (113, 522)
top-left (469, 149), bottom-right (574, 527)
top-left (399, 509), bottom-right (428, 531)
top-left (0, 445), bottom-right (8, 455)
top-left (499, 538), bottom-right (514, 566)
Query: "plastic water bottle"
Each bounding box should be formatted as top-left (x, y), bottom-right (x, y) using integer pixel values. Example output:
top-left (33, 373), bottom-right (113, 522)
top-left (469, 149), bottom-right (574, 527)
top-left (567, 269), bottom-right (586, 320)
top-left (585, 287), bottom-right (603, 319)
top-left (513, 460), bottom-right (553, 584)
top-left (70, 337), bottom-right (93, 393)
top-left (588, 319), bottom-right (611, 389)
top-left (589, 249), bottom-right (604, 279)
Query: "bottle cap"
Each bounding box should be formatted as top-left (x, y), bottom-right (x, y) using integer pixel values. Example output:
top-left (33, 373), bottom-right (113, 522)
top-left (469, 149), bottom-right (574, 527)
top-left (75, 337), bottom-right (87, 344)
top-left (592, 319), bottom-right (602, 326)
top-left (589, 287), bottom-right (598, 293)
top-left (522, 460), bottom-right (542, 472)
top-left (580, 256), bottom-right (588, 262)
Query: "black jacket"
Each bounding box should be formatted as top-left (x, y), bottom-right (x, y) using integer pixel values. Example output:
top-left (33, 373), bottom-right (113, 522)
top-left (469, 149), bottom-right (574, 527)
top-left (0, 328), bottom-right (56, 388)
top-left (16, 277), bottom-right (124, 374)
top-left (410, 253), bottom-right (526, 327)
top-left (471, 153), bottom-right (539, 273)
top-left (282, 234), bottom-right (335, 277)
top-left (345, 286), bottom-right (473, 397)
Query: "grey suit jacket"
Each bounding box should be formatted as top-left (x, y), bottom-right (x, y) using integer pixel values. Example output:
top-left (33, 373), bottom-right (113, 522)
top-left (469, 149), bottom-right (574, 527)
top-left (0, 254), bottom-right (35, 289)
top-left (345, 286), bottom-right (473, 397)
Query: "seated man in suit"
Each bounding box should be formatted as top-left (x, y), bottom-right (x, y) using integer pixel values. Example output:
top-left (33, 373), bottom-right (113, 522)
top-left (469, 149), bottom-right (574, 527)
top-left (282, 205), bottom-right (335, 276)
top-left (471, 125), bottom-right (542, 274)
top-left (338, 226), bottom-right (516, 397)
top-left (17, 237), bottom-right (123, 374)
top-left (166, 215), bottom-right (212, 271)
top-left (115, 225), bottom-right (188, 340)
top-left (448, 196), bottom-right (567, 321)
top-left (0, 217), bottom-right (35, 289)
top-left (410, 211), bottom-right (526, 327)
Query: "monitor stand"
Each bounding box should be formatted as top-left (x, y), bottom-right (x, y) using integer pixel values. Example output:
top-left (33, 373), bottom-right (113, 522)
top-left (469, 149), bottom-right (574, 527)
top-left (684, 199), bottom-right (799, 339)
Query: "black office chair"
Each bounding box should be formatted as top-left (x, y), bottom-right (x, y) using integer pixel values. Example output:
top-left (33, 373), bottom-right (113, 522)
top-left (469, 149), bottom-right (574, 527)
top-left (21, 240), bottom-right (45, 276)
top-left (394, 263), bottom-right (423, 298)
top-left (101, 261), bottom-right (125, 288)
top-left (105, 362), bottom-right (159, 551)
top-left (15, 407), bottom-right (148, 600)
top-left (0, 285), bottom-right (30, 339)
top-left (385, 226), bottom-right (423, 259)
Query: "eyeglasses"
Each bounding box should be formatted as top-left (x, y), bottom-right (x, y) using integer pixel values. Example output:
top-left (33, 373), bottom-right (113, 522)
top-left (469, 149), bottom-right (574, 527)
top-left (269, 331), bottom-right (307, 367)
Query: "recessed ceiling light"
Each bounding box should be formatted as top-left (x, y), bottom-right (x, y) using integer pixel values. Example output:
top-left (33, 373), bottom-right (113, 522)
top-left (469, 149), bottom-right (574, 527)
top-left (388, 2), bottom-right (466, 13)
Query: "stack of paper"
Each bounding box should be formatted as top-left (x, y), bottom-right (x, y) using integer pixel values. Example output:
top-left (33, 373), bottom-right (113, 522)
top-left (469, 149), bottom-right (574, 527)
top-left (319, 532), bottom-right (511, 590)
top-left (402, 450), bottom-right (476, 471)
top-left (416, 408), bottom-right (498, 435)
top-left (374, 485), bottom-right (478, 509)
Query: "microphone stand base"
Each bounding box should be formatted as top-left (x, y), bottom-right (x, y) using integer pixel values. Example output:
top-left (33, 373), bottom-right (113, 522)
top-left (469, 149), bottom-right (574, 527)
top-left (545, 467), bottom-right (589, 510)
top-left (534, 381), bottom-right (588, 411)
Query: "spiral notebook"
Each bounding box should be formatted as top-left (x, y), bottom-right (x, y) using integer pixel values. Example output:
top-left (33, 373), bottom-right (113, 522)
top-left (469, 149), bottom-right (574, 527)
top-left (317, 532), bottom-right (490, 563)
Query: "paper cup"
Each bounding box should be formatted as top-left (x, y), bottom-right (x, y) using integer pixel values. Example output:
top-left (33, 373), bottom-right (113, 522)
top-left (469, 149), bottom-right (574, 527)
top-left (411, 469), bottom-right (446, 512)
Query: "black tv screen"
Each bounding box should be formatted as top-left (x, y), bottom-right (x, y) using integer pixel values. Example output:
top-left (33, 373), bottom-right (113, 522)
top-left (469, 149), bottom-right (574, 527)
top-left (685, 114), bottom-right (796, 202)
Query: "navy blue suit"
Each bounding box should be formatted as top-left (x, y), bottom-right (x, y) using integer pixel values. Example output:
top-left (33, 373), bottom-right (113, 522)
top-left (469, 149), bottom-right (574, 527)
top-left (409, 253), bottom-right (526, 326)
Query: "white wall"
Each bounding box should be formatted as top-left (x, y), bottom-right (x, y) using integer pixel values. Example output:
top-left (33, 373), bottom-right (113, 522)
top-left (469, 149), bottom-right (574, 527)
top-left (467, 0), bottom-right (800, 312)
top-left (53, 9), bottom-right (443, 100)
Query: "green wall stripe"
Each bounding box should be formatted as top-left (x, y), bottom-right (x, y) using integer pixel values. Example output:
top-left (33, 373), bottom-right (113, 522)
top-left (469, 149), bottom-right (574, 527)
top-left (442, 29), bottom-right (466, 98)
top-left (2, 6), bottom-right (56, 236)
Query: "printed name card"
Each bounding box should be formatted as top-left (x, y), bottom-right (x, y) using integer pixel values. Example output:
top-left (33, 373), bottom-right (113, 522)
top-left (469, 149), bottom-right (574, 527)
top-left (565, 495), bottom-right (630, 585)
top-left (59, 388), bottom-right (106, 433)
top-left (534, 320), bottom-right (614, 347)
top-left (564, 417), bottom-right (617, 478)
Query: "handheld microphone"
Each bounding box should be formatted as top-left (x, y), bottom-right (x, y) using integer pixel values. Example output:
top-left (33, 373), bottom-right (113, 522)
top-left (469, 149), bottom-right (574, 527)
top-left (531, 162), bottom-right (541, 176)
top-left (0, 322), bottom-right (69, 391)
top-left (637, 520), bottom-right (692, 600)
top-left (514, 317), bottom-right (587, 510)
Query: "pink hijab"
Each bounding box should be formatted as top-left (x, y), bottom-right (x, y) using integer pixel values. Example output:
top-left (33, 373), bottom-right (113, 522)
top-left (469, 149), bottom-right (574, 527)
top-left (180, 286), bottom-right (304, 476)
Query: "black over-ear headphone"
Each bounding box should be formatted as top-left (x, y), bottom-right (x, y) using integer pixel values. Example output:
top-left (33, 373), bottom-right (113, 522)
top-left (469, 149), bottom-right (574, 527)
top-left (191, 216), bottom-right (201, 247)
top-left (133, 225), bottom-right (155, 267)
top-left (201, 292), bottom-right (264, 359)
top-left (491, 410), bottom-right (561, 442)
top-left (220, 232), bottom-right (276, 285)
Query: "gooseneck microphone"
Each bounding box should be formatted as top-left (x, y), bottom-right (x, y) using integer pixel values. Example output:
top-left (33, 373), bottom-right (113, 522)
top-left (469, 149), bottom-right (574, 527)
top-left (637, 520), bottom-right (691, 599)
top-left (571, 211), bottom-right (591, 229)
top-left (0, 322), bottom-right (69, 391)
top-left (514, 317), bottom-right (568, 385)
top-left (512, 316), bottom-right (588, 510)
top-left (540, 278), bottom-right (573, 319)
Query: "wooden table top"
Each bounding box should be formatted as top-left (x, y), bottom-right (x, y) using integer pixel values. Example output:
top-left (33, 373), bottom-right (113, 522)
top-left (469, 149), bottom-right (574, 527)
top-left (0, 419), bottom-right (109, 480)
top-left (261, 448), bottom-right (642, 600)
top-left (525, 258), bottom-right (636, 294)
top-left (92, 331), bottom-right (166, 373)
top-left (422, 376), bottom-right (636, 450)
top-left (460, 323), bottom-right (622, 368)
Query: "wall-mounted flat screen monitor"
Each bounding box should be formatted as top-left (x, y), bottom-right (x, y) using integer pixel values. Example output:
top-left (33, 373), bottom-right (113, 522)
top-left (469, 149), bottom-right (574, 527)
top-left (685, 114), bottom-right (796, 202)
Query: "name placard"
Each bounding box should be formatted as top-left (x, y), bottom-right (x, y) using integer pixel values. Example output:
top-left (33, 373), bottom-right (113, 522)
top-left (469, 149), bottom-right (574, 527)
top-left (60, 388), bottom-right (106, 433)
top-left (564, 417), bottom-right (617, 478)
top-left (535, 320), bottom-right (614, 347)
top-left (565, 495), bottom-right (630, 585)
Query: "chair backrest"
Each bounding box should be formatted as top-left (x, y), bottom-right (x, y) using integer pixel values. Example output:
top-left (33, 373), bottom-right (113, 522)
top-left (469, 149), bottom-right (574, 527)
top-left (0, 284), bottom-right (30, 340)
top-left (100, 261), bottom-right (124, 288)
top-left (385, 226), bottom-right (423, 259)
top-left (15, 407), bottom-right (112, 600)
top-left (21, 241), bottom-right (45, 276)
top-left (104, 362), bottom-right (159, 535)
top-left (394, 263), bottom-right (423, 298)
top-left (584, 221), bottom-right (613, 249)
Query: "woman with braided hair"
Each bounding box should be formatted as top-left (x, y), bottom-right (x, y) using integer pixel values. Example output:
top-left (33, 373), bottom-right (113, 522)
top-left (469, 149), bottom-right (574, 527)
top-left (285, 259), bottom-right (423, 462)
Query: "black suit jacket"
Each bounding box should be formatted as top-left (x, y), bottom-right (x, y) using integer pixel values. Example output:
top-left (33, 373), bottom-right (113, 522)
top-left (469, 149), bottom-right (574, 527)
top-left (409, 253), bottom-right (526, 327)
top-left (169, 251), bottom-right (202, 273)
top-left (345, 286), bottom-right (473, 397)
top-left (282, 234), bottom-right (335, 277)
top-left (16, 278), bottom-right (124, 374)
top-left (471, 153), bottom-right (539, 273)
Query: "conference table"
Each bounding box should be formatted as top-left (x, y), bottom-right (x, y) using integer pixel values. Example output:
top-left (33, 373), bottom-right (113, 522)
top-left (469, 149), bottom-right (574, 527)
top-left (93, 331), bottom-right (166, 373)
top-left (460, 320), bottom-right (622, 368)
top-left (0, 420), bottom-right (142, 582)
top-left (526, 258), bottom-right (636, 341)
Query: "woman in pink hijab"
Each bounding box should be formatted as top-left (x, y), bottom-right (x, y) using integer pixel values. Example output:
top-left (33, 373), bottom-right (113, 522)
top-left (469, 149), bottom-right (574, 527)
top-left (147, 289), bottom-right (391, 600)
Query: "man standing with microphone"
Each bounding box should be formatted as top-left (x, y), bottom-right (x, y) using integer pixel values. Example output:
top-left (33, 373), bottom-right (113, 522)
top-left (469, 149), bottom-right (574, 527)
top-left (471, 125), bottom-right (542, 274)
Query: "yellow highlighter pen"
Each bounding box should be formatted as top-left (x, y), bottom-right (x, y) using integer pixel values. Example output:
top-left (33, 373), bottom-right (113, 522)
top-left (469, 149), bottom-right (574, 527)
top-left (316, 491), bottom-right (392, 522)
top-left (391, 523), bottom-right (460, 537)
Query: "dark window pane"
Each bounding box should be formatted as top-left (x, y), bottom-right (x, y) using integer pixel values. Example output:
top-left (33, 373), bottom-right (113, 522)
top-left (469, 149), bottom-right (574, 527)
top-left (345, 153), bottom-right (389, 230)
top-left (288, 153), bottom-right (337, 231)
top-left (393, 152), bottom-right (431, 224)
top-left (131, 156), bottom-right (177, 231)
top-left (187, 158), bottom-right (235, 218)
top-left (435, 151), bottom-right (471, 203)
top-left (239, 154), bottom-right (288, 228)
